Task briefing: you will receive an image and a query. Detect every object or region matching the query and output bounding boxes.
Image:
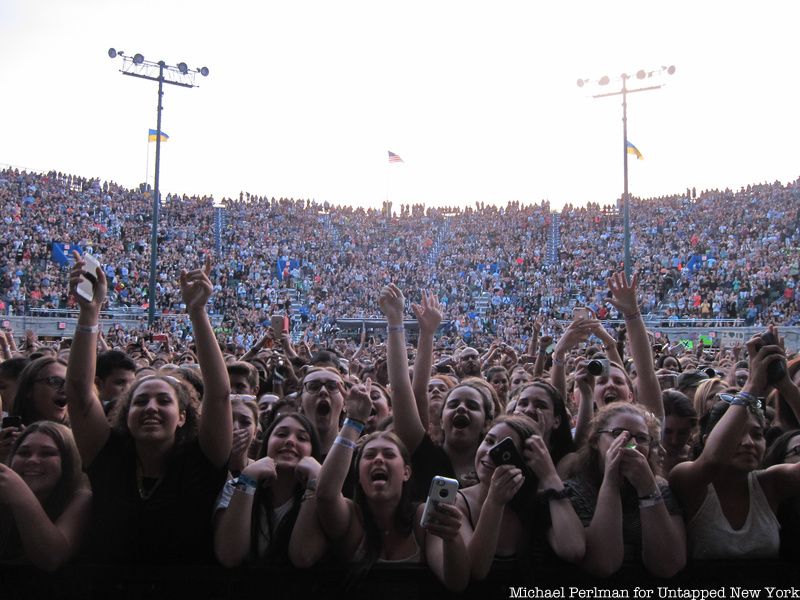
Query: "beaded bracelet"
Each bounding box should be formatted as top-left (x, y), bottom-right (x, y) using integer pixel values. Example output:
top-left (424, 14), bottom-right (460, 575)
top-left (334, 436), bottom-right (358, 451)
top-left (343, 418), bottom-right (365, 435)
top-left (623, 311), bottom-right (642, 321)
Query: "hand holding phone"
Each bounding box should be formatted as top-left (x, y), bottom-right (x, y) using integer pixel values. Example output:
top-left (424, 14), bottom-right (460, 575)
top-left (76, 253), bottom-right (101, 302)
top-left (420, 476), bottom-right (459, 527)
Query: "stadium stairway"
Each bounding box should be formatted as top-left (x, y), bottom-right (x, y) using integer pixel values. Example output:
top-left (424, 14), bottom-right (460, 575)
top-left (545, 212), bottom-right (560, 265)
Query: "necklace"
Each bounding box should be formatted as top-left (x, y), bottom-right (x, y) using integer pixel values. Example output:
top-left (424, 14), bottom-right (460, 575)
top-left (136, 462), bottom-right (164, 500)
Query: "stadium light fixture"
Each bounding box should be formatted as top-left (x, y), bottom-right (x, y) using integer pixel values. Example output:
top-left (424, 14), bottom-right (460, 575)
top-left (576, 64), bottom-right (676, 278)
top-left (108, 47), bottom-right (210, 326)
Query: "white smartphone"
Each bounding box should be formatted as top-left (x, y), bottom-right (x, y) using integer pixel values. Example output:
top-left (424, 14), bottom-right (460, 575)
top-left (76, 253), bottom-right (101, 302)
top-left (420, 475), bottom-right (459, 527)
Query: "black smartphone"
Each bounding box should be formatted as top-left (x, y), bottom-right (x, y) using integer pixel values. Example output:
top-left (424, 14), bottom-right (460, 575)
top-left (759, 331), bottom-right (786, 384)
top-left (489, 437), bottom-right (527, 471)
top-left (2, 415), bottom-right (22, 429)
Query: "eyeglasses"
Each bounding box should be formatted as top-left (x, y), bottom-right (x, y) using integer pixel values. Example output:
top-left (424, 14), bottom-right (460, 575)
top-left (784, 446), bottom-right (800, 460)
top-left (597, 428), bottom-right (652, 446)
top-left (303, 379), bottom-right (341, 394)
top-left (460, 354), bottom-right (479, 361)
top-left (35, 376), bottom-right (66, 390)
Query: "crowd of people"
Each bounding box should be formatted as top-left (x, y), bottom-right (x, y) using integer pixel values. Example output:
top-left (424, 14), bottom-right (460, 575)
top-left (1, 167), bottom-right (798, 355)
top-left (1, 241), bottom-right (799, 592)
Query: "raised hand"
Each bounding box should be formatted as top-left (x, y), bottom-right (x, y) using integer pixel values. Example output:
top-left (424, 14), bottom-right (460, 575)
top-left (69, 250), bottom-right (108, 315)
top-left (180, 255), bottom-right (213, 313)
top-left (486, 464), bottom-right (525, 507)
top-left (411, 290), bottom-right (443, 335)
top-left (378, 284), bottom-right (405, 324)
top-left (607, 271), bottom-right (640, 317)
top-left (242, 456), bottom-right (277, 484)
top-left (295, 456), bottom-right (322, 484)
top-left (344, 378), bottom-right (372, 424)
top-left (522, 435), bottom-right (558, 483)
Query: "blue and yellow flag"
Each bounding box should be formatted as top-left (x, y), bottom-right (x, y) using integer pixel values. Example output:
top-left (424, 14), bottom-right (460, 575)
top-left (148, 129), bottom-right (169, 143)
top-left (626, 140), bottom-right (643, 160)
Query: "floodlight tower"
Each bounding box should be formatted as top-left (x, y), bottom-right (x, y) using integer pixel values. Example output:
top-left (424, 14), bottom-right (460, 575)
top-left (577, 65), bottom-right (675, 278)
top-left (108, 48), bottom-right (209, 326)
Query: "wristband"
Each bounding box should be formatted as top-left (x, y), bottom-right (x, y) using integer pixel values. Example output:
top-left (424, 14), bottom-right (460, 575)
top-left (343, 418), bottom-right (365, 435)
top-left (334, 435), bottom-right (358, 451)
top-left (638, 490), bottom-right (663, 508)
top-left (552, 356), bottom-right (565, 366)
top-left (387, 325), bottom-right (404, 334)
top-left (76, 324), bottom-right (99, 334)
top-left (234, 474), bottom-right (258, 496)
top-left (623, 311), bottom-right (642, 321)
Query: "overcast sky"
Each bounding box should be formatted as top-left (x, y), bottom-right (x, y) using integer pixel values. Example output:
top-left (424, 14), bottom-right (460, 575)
top-left (1, 1), bottom-right (798, 209)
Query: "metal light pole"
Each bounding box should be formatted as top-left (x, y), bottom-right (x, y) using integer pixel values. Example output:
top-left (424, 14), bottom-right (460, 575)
top-left (108, 48), bottom-right (209, 326)
top-left (577, 66), bottom-right (675, 278)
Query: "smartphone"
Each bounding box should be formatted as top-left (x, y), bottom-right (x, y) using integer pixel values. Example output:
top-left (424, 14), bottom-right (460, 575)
top-left (1, 416), bottom-right (22, 429)
top-left (420, 476), bottom-right (459, 527)
top-left (759, 331), bottom-right (786, 384)
top-left (271, 314), bottom-right (286, 335)
top-left (76, 253), bottom-right (101, 302)
top-left (572, 307), bottom-right (593, 320)
top-left (152, 334), bottom-right (168, 343)
top-left (489, 437), bottom-right (528, 472)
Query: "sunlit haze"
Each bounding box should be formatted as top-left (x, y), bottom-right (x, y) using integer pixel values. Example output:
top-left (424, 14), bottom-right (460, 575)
top-left (2, 1), bottom-right (798, 209)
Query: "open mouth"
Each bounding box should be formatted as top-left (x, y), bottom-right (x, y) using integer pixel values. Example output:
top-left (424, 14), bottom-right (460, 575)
top-left (603, 394), bottom-right (618, 404)
top-left (452, 414), bottom-right (470, 429)
top-left (53, 398), bottom-right (67, 408)
top-left (316, 401), bottom-right (331, 417)
top-left (370, 470), bottom-right (389, 482)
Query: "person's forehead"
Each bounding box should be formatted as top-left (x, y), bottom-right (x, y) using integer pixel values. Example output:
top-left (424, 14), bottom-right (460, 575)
top-left (449, 387), bottom-right (482, 402)
top-left (429, 378), bottom-right (447, 387)
top-left (607, 413), bottom-right (647, 432)
top-left (363, 438), bottom-right (399, 453)
top-left (519, 386), bottom-right (551, 404)
top-left (19, 432), bottom-right (58, 450)
top-left (488, 422), bottom-right (519, 442)
top-left (41, 362), bottom-right (66, 375)
top-left (134, 379), bottom-right (175, 395)
top-left (273, 416), bottom-right (308, 434)
top-left (305, 371), bottom-right (341, 383)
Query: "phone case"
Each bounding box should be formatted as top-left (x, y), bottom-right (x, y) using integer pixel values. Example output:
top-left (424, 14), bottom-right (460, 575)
top-left (77, 254), bottom-right (101, 302)
top-left (420, 476), bottom-right (459, 527)
top-left (489, 437), bottom-right (527, 471)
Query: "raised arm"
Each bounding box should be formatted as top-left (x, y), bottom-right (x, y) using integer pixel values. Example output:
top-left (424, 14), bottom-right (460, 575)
top-left (181, 256), bottom-right (231, 468)
top-left (379, 284), bottom-right (426, 454)
top-left (288, 457), bottom-right (326, 568)
top-left (411, 291), bottom-right (442, 432)
top-left (550, 319), bottom-right (593, 404)
top-left (579, 434), bottom-right (626, 577)
top-left (670, 333), bottom-right (781, 512)
top-left (607, 273), bottom-right (662, 421)
top-left (65, 251), bottom-right (111, 466)
top-left (213, 456), bottom-right (277, 567)
top-left (315, 382), bottom-right (371, 540)
top-left (523, 436), bottom-right (585, 564)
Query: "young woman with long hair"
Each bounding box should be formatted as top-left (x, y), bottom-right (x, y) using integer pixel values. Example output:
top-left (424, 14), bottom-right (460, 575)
top-left (65, 253), bottom-right (232, 564)
top-left (215, 412), bottom-right (322, 566)
top-left (0, 421), bottom-right (90, 570)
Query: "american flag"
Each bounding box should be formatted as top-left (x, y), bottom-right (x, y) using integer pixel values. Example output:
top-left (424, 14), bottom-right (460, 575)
top-left (388, 151), bottom-right (404, 163)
